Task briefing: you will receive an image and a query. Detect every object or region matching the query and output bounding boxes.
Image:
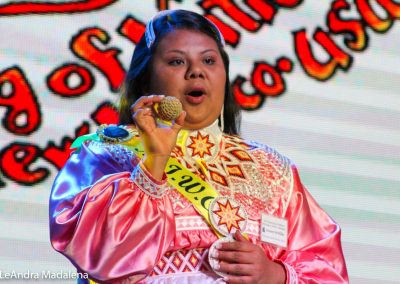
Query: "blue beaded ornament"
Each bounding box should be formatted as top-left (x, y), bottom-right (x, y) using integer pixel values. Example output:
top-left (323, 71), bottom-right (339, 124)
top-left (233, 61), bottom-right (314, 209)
top-left (97, 124), bottom-right (134, 143)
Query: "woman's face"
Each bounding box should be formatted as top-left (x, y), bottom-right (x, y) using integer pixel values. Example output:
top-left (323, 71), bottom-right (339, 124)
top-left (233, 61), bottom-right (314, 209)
top-left (148, 29), bottom-right (226, 130)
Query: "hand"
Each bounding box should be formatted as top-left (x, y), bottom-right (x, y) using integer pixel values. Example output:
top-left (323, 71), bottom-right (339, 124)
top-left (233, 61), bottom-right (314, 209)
top-left (131, 94), bottom-right (186, 179)
top-left (213, 231), bottom-right (286, 284)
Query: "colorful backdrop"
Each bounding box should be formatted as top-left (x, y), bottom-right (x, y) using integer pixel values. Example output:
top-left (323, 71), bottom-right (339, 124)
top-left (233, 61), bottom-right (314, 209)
top-left (0, 0), bottom-right (399, 283)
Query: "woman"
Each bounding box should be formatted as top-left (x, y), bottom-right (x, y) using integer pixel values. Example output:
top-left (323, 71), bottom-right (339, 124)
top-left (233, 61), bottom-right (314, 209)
top-left (50, 9), bottom-right (348, 284)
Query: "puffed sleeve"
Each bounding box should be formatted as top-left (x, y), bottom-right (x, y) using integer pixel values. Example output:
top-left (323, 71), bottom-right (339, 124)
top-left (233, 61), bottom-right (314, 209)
top-left (277, 166), bottom-right (349, 284)
top-left (49, 141), bottom-right (175, 283)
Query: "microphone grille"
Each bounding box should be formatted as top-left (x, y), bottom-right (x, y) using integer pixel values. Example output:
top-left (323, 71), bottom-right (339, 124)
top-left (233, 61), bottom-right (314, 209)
top-left (158, 96), bottom-right (183, 121)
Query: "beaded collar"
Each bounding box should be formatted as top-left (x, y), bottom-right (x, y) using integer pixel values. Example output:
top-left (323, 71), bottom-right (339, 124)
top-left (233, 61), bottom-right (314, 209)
top-left (176, 120), bottom-right (223, 164)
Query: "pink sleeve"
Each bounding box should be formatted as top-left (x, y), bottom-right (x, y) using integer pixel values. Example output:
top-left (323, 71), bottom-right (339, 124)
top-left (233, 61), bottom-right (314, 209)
top-left (49, 141), bottom-right (175, 283)
top-left (277, 166), bottom-right (349, 284)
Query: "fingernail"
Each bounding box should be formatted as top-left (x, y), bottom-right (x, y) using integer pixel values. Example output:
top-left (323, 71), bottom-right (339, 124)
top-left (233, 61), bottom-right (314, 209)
top-left (211, 249), bottom-right (218, 258)
top-left (214, 262), bottom-right (220, 270)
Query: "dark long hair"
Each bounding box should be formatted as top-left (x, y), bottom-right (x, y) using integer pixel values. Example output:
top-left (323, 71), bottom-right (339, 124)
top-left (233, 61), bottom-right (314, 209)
top-left (118, 9), bottom-right (241, 135)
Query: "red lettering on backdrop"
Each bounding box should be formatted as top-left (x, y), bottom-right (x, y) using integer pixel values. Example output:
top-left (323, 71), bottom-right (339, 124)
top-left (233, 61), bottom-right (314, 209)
top-left (232, 76), bottom-right (263, 110)
top-left (293, 28), bottom-right (352, 81)
top-left (251, 58), bottom-right (293, 96)
top-left (117, 16), bottom-right (146, 45)
top-left (0, 66), bottom-right (41, 135)
top-left (157, 0), bottom-right (169, 11)
top-left (328, 0), bottom-right (368, 51)
top-left (43, 122), bottom-right (90, 170)
top-left (199, 0), bottom-right (262, 32)
top-left (91, 102), bottom-right (119, 125)
top-left (0, 143), bottom-right (49, 185)
top-left (156, 0), bottom-right (183, 11)
top-left (377, 0), bottom-right (400, 18)
top-left (0, 0), bottom-right (117, 16)
top-left (272, 0), bottom-right (303, 8)
top-left (70, 27), bottom-right (126, 92)
top-left (233, 57), bottom-right (293, 109)
top-left (47, 63), bottom-right (95, 97)
top-left (198, 0), bottom-right (303, 32)
top-left (205, 14), bottom-right (241, 47)
top-left (355, 0), bottom-right (393, 32)
top-left (245, 0), bottom-right (277, 24)
top-left (1, 1), bottom-right (398, 187)
top-left (198, 0), bottom-right (304, 46)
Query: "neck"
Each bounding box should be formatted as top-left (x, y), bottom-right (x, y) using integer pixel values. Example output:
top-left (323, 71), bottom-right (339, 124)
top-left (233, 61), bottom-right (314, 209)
top-left (182, 119), bottom-right (222, 136)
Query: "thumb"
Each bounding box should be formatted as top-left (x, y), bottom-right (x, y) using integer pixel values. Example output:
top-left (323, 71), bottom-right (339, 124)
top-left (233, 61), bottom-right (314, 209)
top-left (172, 111), bottom-right (186, 132)
top-left (234, 230), bottom-right (248, 242)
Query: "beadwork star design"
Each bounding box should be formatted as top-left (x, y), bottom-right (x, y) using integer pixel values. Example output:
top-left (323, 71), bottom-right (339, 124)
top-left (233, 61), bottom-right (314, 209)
top-left (187, 132), bottom-right (215, 158)
top-left (213, 199), bottom-right (245, 233)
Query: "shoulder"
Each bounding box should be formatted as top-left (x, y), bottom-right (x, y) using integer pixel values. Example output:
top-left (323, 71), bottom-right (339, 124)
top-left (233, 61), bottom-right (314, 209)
top-left (76, 124), bottom-right (141, 171)
top-left (80, 124), bottom-right (140, 148)
top-left (222, 134), bottom-right (295, 216)
top-left (222, 134), bottom-right (293, 172)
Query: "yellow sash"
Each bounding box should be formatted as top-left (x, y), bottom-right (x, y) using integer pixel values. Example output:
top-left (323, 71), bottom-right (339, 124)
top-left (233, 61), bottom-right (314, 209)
top-left (77, 128), bottom-right (234, 284)
top-left (121, 132), bottom-right (222, 236)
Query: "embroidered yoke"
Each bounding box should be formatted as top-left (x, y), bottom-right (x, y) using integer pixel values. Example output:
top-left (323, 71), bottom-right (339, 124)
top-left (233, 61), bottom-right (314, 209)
top-left (50, 121), bottom-right (348, 283)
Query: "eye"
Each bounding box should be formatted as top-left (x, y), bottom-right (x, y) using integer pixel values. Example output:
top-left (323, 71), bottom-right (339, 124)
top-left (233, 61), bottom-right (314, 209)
top-left (168, 59), bottom-right (185, 66)
top-left (203, 57), bottom-right (215, 65)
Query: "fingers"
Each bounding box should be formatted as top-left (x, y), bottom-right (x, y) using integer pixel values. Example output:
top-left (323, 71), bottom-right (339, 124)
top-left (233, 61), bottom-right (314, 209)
top-left (131, 95), bottom-right (165, 131)
top-left (234, 231), bottom-right (248, 242)
top-left (218, 252), bottom-right (252, 267)
top-left (211, 232), bottom-right (265, 277)
top-left (130, 94), bottom-right (165, 113)
top-left (223, 275), bottom-right (255, 284)
top-left (131, 95), bottom-right (186, 128)
top-left (217, 262), bottom-right (253, 276)
top-left (132, 107), bottom-right (156, 132)
top-left (218, 235), bottom-right (253, 252)
top-left (213, 250), bottom-right (263, 283)
top-left (171, 111), bottom-right (186, 131)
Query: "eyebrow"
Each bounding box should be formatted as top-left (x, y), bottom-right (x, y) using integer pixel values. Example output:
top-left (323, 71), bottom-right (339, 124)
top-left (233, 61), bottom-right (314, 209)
top-left (165, 49), bottom-right (218, 54)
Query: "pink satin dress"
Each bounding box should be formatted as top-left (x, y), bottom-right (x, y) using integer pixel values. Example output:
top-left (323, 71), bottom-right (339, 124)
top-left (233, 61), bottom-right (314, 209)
top-left (49, 121), bottom-right (348, 283)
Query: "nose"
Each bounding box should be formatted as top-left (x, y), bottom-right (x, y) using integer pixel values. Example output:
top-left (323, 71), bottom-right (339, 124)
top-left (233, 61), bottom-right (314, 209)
top-left (185, 62), bottom-right (205, 79)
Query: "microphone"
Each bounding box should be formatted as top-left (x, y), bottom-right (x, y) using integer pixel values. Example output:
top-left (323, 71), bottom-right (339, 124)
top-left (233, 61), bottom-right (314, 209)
top-left (157, 96), bottom-right (183, 121)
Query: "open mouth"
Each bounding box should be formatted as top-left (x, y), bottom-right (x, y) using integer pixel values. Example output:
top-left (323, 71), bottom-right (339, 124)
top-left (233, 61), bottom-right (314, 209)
top-left (187, 90), bottom-right (204, 97)
top-left (185, 88), bottom-right (206, 104)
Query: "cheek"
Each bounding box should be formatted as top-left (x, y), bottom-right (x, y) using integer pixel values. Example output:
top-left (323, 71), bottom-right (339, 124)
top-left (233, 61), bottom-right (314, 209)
top-left (216, 69), bottom-right (226, 89)
top-left (149, 70), bottom-right (172, 93)
top-left (215, 72), bottom-right (226, 101)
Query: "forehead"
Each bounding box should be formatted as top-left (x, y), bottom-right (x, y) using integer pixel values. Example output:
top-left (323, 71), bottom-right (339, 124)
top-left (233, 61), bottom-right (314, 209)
top-left (155, 29), bottom-right (219, 52)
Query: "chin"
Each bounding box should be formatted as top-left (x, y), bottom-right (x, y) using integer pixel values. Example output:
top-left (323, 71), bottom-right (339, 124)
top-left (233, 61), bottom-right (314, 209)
top-left (184, 120), bottom-right (213, 130)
